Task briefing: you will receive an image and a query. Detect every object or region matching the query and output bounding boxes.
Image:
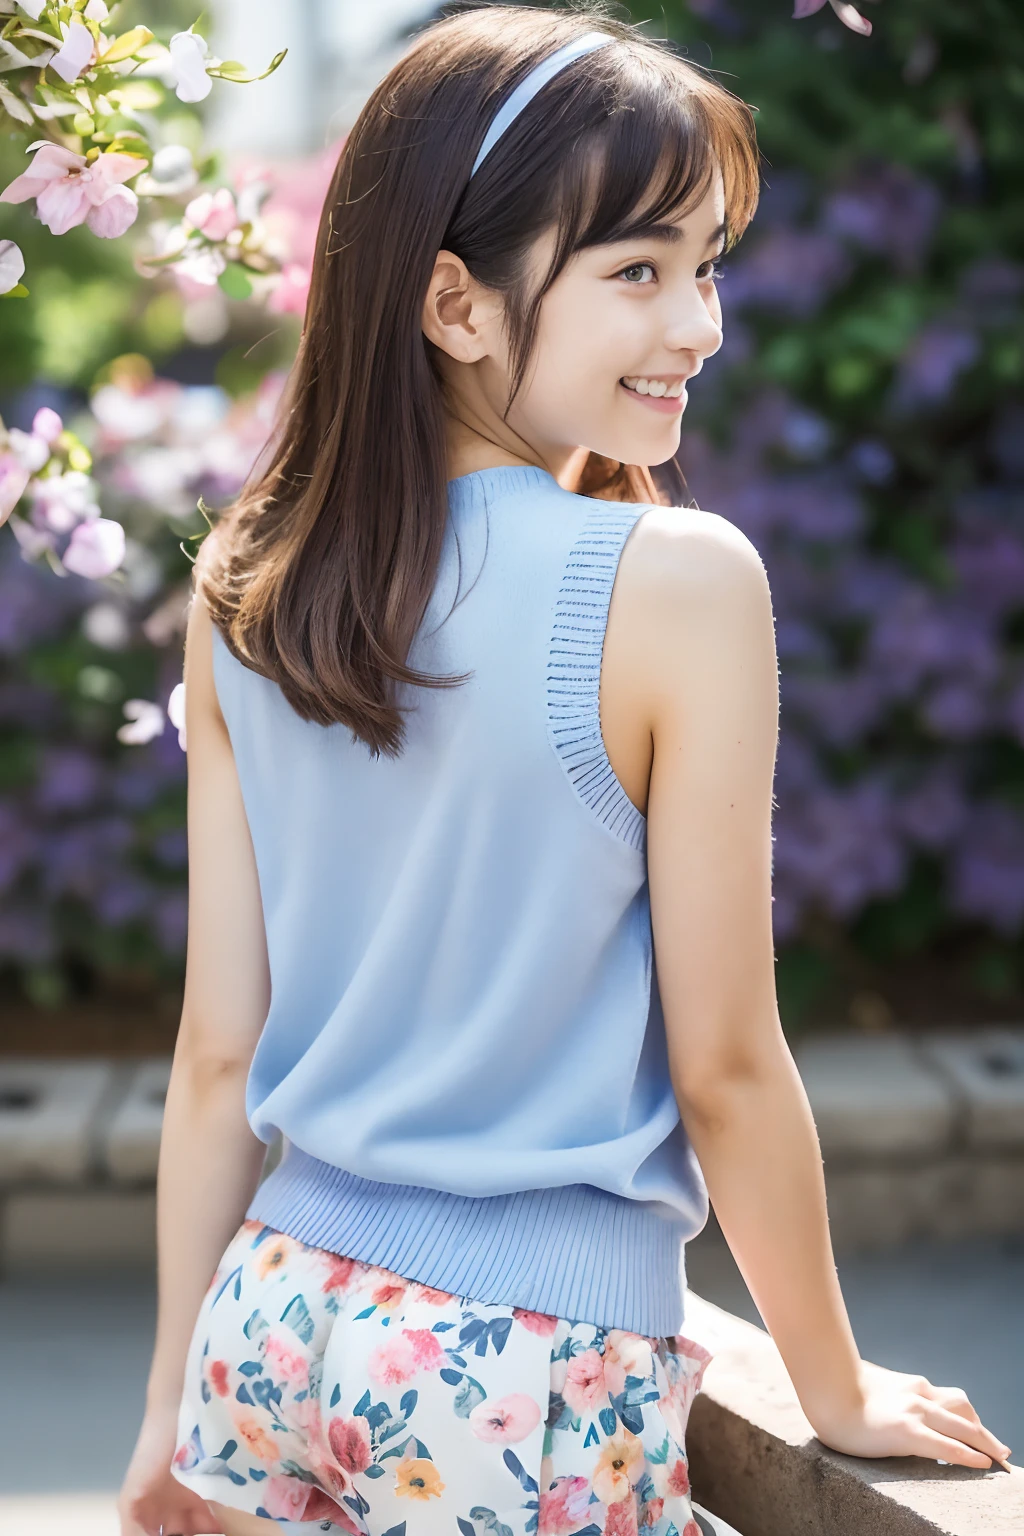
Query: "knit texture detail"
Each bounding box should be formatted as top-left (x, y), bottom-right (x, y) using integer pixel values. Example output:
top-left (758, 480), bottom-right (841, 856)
top-left (546, 505), bottom-right (650, 851)
top-left (248, 1142), bottom-right (688, 1337)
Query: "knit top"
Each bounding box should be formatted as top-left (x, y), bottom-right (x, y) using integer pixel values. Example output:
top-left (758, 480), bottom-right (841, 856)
top-left (213, 464), bottom-right (709, 1335)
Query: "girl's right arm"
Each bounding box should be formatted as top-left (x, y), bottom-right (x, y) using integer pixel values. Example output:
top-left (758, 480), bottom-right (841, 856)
top-left (118, 592), bottom-right (272, 1536)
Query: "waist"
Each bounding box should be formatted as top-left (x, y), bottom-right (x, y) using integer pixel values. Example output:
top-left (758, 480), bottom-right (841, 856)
top-left (246, 1141), bottom-right (691, 1335)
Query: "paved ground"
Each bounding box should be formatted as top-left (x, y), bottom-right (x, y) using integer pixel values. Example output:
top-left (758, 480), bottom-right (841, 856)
top-left (1, 1232), bottom-right (1021, 1532)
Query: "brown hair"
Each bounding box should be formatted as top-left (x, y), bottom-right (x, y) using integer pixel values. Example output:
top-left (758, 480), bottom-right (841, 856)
top-left (200, 4), bottom-right (760, 754)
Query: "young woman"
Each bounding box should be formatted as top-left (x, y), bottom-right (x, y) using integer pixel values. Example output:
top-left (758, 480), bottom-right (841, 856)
top-left (118, 8), bottom-right (1010, 1535)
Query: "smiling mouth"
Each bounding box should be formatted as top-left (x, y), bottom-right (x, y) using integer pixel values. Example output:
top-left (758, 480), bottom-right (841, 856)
top-left (619, 375), bottom-right (688, 412)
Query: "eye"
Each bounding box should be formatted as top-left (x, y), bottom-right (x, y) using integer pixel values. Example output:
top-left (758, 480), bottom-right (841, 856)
top-left (697, 257), bottom-right (724, 283)
top-left (617, 261), bottom-right (656, 285)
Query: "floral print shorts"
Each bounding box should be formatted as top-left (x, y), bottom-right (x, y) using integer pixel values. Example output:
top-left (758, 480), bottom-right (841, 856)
top-left (172, 1218), bottom-right (714, 1536)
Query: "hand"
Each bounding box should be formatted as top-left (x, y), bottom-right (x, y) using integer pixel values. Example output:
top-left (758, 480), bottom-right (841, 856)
top-left (807, 1360), bottom-right (1012, 1470)
top-left (117, 1404), bottom-right (220, 1536)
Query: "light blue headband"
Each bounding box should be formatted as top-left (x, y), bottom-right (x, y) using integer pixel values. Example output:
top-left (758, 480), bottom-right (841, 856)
top-left (469, 32), bottom-right (615, 179)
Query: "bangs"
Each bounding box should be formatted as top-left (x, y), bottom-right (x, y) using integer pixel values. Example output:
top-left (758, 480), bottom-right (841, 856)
top-left (556, 51), bottom-right (760, 261)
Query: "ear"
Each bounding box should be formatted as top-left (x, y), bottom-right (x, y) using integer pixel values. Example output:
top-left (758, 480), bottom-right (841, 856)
top-left (421, 249), bottom-right (492, 363)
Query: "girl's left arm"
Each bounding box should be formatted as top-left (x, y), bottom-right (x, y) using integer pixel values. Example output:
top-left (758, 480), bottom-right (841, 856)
top-left (616, 506), bottom-right (1011, 1469)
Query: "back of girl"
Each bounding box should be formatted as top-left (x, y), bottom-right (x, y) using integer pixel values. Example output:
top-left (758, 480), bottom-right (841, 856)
top-left (118, 7), bottom-right (1011, 1536)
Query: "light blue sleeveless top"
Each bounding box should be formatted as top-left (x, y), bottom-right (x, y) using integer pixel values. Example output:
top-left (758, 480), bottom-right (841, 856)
top-left (213, 465), bottom-right (708, 1334)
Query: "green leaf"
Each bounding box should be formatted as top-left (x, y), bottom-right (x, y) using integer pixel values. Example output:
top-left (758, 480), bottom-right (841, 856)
top-left (217, 263), bottom-right (254, 300)
top-left (1, 283), bottom-right (29, 299)
top-left (97, 27), bottom-right (154, 65)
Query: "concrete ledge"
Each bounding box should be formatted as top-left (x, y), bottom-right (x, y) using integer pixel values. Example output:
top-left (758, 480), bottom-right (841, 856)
top-left (684, 1293), bottom-right (1023, 1536)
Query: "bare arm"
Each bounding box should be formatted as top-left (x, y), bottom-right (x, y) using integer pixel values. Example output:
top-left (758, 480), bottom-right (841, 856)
top-left (606, 505), bottom-right (1010, 1469)
top-left (119, 591), bottom-right (271, 1536)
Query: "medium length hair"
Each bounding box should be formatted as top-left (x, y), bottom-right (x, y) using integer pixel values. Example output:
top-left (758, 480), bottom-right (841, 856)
top-left (200, 5), bottom-right (760, 754)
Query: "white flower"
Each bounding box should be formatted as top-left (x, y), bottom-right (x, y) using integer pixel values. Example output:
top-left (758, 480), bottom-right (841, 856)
top-left (30, 469), bottom-right (98, 532)
top-left (84, 0), bottom-right (110, 20)
top-left (117, 698), bottom-right (165, 745)
top-left (50, 19), bottom-right (95, 85)
top-left (82, 600), bottom-right (131, 650)
top-left (169, 29), bottom-right (216, 103)
top-left (7, 426), bottom-right (50, 474)
top-left (0, 239), bottom-right (25, 295)
top-left (62, 516), bottom-right (126, 578)
top-left (167, 681), bottom-right (187, 750)
top-left (16, 2), bottom-right (47, 20)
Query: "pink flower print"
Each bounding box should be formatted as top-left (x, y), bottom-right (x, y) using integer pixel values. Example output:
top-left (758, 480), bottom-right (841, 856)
top-left (563, 1349), bottom-right (607, 1415)
top-left (666, 1459), bottom-right (691, 1496)
top-left (641, 1496), bottom-right (665, 1528)
top-left (403, 1327), bottom-right (444, 1371)
top-left (468, 1392), bottom-right (542, 1444)
top-left (367, 1334), bottom-right (418, 1386)
top-left (2, 145), bottom-right (141, 238)
top-left (409, 1281), bottom-right (455, 1306)
top-left (603, 1499), bottom-right (639, 1536)
top-left (264, 1331), bottom-right (309, 1389)
top-left (682, 1524), bottom-right (702, 1536)
top-left (514, 1307), bottom-right (559, 1336)
top-left (602, 1331), bottom-right (653, 1398)
top-left (539, 1475), bottom-right (593, 1535)
top-left (303, 1487), bottom-right (363, 1531)
top-left (320, 1253), bottom-right (360, 1293)
top-left (327, 1414), bottom-right (372, 1474)
top-left (184, 187), bottom-right (239, 242)
top-left (206, 1358), bottom-right (232, 1397)
top-left (370, 1276), bottom-right (407, 1312)
top-left (261, 1474), bottom-right (312, 1519)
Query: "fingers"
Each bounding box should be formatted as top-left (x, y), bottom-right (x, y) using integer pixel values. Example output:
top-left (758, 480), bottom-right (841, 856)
top-left (921, 1402), bottom-right (1011, 1465)
top-left (909, 1423), bottom-right (995, 1470)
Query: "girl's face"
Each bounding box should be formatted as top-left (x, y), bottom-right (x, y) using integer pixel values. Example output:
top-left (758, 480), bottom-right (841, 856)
top-left (425, 172), bottom-right (727, 477)
top-left (511, 174), bottom-right (727, 470)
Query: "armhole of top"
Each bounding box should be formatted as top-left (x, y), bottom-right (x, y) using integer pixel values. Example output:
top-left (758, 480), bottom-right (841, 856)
top-left (546, 503), bottom-right (651, 853)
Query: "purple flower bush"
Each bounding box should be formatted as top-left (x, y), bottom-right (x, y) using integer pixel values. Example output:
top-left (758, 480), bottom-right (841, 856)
top-left (665, 0), bottom-right (1024, 1014)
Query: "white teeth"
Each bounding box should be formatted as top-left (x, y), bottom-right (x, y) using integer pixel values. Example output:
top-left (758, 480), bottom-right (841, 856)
top-left (621, 377), bottom-right (685, 398)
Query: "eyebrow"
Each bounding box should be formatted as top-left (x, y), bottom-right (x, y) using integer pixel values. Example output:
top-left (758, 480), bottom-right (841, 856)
top-left (610, 218), bottom-right (728, 249)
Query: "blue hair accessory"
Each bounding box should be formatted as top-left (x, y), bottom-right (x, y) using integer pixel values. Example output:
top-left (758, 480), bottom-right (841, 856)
top-left (469, 31), bottom-right (615, 179)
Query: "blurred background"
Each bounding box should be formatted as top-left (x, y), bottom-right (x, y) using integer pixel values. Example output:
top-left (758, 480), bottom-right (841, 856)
top-left (0, 1), bottom-right (1022, 1530)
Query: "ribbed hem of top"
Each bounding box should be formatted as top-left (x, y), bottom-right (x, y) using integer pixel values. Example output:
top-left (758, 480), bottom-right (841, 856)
top-left (246, 1143), bottom-right (688, 1337)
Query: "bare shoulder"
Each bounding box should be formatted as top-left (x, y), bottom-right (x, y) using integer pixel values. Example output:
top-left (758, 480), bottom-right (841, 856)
top-left (619, 503), bottom-right (771, 616)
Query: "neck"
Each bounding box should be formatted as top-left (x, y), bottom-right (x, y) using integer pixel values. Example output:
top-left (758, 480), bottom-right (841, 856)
top-left (442, 404), bottom-right (589, 492)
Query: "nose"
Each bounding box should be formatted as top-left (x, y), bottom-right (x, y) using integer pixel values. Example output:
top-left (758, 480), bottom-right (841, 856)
top-left (663, 284), bottom-right (723, 365)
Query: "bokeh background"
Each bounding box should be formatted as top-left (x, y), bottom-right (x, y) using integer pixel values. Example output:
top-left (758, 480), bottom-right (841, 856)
top-left (1, 4), bottom-right (1023, 1531)
top-left (2, 0), bottom-right (1022, 1055)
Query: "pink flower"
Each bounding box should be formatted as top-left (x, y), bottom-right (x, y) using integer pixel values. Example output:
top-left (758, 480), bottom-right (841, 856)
top-left (514, 1308), bottom-right (559, 1337)
top-left (603, 1501), bottom-right (639, 1536)
top-left (641, 1496), bottom-right (665, 1528)
top-left (261, 1475), bottom-right (311, 1519)
top-left (2, 145), bottom-right (141, 238)
top-left (0, 239), bottom-right (25, 295)
top-left (682, 1523), bottom-right (702, 1536)
top-left (370, 1277), bottom-right (407, 1311)
top-left (539, 1475), bottom-right (592, 1535)
top-left (0, 456), bottom-right (29, 526)
top-left (793, 0), bottom-right (872, 35)
top-left (303, 1488), bottom-right (362, 1530)
top-left (403, 1327), bottom-right (444, 1371)
top-left (320, 1253), bottom-right (361, 1293)
top-left (206, 1358), bottom-right (231, 1397)
top-left (61, 516), bottom-right (125, 578)
top-left (468, 1392), bottom-right (542, 1444)
top-left (602, 1331), bottom-right (653, 1398)
top-left (50, 19), bottom-right (96, 82)
top-left (185, 187), bottom-right (238, 242)
top-left (264, 1331), bottom-right (310, 1388)
top-left (666, 1459), bottom-right (690, 1495)
top-left (32, 407), bottom-right (63, 445)
top-left (268, 261), bottom-right (311, 316)
top-left (367, 1335), bottom-right (418, 1386)
top-left (327, 1414), bottom-right (372, 1474)
top-left (563, 1349), bottom-right (607, 1414)
top-left (408, 1282), bottom-right (454, 1306)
